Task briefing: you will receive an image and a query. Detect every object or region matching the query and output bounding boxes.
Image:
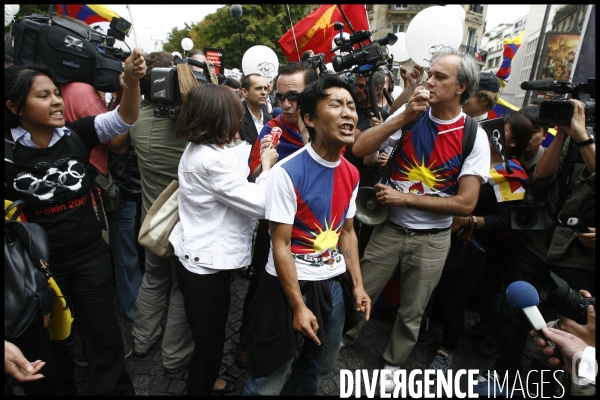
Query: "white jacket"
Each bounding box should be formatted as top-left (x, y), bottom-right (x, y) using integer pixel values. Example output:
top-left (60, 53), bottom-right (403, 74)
top-left (169, 143), bottom-right (268, 274)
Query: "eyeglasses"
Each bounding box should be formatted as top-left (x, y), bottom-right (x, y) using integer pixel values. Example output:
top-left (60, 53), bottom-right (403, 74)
top-left (274, 92), bottom-right (300, 102)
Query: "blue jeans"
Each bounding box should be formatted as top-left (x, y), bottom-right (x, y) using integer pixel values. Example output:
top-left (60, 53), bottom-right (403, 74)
top-left (108, 200), bottom-right (143, 320)
top-left (243, 279), bottom-right (345, 396)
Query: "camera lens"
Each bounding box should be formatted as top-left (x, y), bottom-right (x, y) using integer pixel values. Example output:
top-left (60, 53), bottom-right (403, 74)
top-left (514, 209), bottom-right (537, 230)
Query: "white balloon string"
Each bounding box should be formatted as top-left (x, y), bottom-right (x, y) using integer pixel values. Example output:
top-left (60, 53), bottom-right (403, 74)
top-left (286, 4), bottom-right (300, 61)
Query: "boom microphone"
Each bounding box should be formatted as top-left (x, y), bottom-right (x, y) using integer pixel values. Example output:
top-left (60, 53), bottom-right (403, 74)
top-left (506, 281), bottom-right (546, 330)
top-left (520, 79), bottom-right (558, 91)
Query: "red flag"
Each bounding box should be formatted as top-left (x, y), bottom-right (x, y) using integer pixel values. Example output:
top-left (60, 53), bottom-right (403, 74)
top-left (278, 4), bottom-right (370, 63)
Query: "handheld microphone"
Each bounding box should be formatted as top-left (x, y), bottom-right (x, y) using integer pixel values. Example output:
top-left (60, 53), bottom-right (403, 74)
top-left (272, 107), bottom-right (282, 118)
top-left (506, 280), bottom-right (563, 362)
top-left (506, 281), bottom-right (547, 330)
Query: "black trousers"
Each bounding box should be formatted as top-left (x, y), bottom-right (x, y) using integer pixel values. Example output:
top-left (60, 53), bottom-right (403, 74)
top-left (175, 263), bottom-right (231, 396)
top-left (7, 319), bottom-right (76, 395)
top-left (430, 246), bottom-right (487, 351)
top-left (53, 251), bottom-right (133, 395)
top-left (240, 219), bottom-right (271, 339)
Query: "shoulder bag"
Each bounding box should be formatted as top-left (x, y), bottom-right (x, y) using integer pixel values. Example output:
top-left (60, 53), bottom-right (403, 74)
top-left (138, 180), bottom-right (180, 258)
top-left (4, 200), bottom-right (73, 340)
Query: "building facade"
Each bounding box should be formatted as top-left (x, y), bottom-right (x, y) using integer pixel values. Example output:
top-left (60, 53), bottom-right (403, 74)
top-left (366, 4), bottom-right (487, 88)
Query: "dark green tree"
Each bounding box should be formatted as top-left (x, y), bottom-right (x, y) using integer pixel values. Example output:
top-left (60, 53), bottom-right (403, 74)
top-left (163, 4), bottom-right (311, 69)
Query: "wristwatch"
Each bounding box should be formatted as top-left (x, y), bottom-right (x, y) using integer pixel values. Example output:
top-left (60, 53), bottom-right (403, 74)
top-left (575, 137), bottom-right (595, 147)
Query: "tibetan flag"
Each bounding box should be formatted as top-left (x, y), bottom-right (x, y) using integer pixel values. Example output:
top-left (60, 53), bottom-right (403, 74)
top-left (495, 30), bottom-right (525, 87)
top-left (488, 97), bottom-right (519, 120)
top-left (488, 159), bottom-right (529, 202)
top-left (541, 127), bottom-right (557, 148)
top-left (278, 4), bottom-right (370, 63)
top-left (56, 4), bottom-right (120, 35)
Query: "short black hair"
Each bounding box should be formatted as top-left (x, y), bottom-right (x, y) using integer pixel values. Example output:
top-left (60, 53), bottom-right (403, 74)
top-left (297, 74), bottom-right (358, 142)
top-left (504, 112), bottom-right (533, 157)
top-left (519, 105), bottom-right (550, 134)
top-left (241, 73), bottom-right (263, 91)
top-left (277, 62), bottom-right (318, 88)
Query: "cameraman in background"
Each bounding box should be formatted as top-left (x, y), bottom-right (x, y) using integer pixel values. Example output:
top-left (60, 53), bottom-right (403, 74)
top-left (479, 98), bottom-right (595, 393)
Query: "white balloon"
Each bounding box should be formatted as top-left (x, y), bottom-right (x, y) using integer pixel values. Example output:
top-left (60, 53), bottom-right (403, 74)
top-left (445, 5), bottom-right (466, 23)
top-left (10, 4), bottom-right (19, 15)
top-left (406, 6), bottom-right (463, 67)
top-left (181, 38), bottom-right (194, 51)
top-left (325, 62), bottom-right (334, 73)
top-left (242, 45), bottom-right (279, 81)
top-left (331, 32), bottom-right (351, 56)
top-left (387, 32), bottom-right (411, 62)
top-left (5, 5), bottom-right (14, 27)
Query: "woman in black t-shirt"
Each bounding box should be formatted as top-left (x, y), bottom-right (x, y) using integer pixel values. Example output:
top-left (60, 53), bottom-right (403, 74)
top-left (4, 51), bottom-right (145, 395)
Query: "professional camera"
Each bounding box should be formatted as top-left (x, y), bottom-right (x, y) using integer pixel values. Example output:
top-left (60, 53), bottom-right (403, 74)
top-left (330, 23), bottom-right (397, 75)
top-left (302, 52), bottom-right (329, 76)
top-left (510, 191), bottom-right (546, 230)
top-left (151, 56), bottom-right (216, 119)
top-left (520, 78), bottom-right (595, 125)
top-left (538, 271), bottom-right (596, 325)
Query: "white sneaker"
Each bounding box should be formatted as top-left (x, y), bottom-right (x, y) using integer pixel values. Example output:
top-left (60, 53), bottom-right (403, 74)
top-left (382, 363), bottom-right (402, 393)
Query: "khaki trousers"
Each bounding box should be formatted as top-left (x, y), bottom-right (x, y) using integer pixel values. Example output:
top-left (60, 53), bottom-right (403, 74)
top-left (343, 220), bottom-right (450, 366)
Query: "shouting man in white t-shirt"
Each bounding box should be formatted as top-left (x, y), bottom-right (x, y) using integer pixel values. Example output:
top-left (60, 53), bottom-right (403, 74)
top-left (242, 75), bottom-right (371, 396)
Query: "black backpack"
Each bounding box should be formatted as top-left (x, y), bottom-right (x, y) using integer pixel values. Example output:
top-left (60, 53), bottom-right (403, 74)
top-left (6, 7), bottom-right (123, 92)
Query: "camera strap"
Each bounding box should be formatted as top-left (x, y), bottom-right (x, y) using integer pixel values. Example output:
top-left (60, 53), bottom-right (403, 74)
top-left (373, 111), bottom-right (425, 186)
top-left (544, 137), bottom-right (579, 247)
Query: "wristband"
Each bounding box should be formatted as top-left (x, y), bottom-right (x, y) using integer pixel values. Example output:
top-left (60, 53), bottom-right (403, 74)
top-left (123, 80), bottom-right (140, 90)
top-left (472, 215), bottom-right (478, 229)
top-left (575, 137), bottom-right (595, 147)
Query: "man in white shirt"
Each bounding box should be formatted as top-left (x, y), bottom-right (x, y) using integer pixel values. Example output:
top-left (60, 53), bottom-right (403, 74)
top-left (342, 47), bottom-right (491, 391)
top-left (239, 73), bottom-right (271, 145)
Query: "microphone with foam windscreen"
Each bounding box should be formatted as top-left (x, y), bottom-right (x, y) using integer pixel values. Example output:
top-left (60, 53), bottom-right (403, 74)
top-left (506, 281), bottom-right (547, 331)
top-left (520, 79), bottom-right (557, 91)
top-left (272, 107), bottom-right (282, 118)
top-left (506, 280), bottom-right (562, 362)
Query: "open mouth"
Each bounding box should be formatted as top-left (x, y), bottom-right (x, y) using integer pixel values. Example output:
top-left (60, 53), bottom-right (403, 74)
top-left (339, 123), bottom-right (354, 135)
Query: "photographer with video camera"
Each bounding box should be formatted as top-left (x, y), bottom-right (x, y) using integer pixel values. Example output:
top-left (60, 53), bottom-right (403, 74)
top-left (128, 51), bottom-right (193, 373)
top-left (4, 44), bottom-right (145, 394)
top-left (480, 97), bottom-right (595, 392)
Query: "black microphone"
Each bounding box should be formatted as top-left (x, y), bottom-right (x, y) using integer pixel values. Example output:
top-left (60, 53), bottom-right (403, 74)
top-left (185, 57), bottom-right (207, 70)
top-left (520, 79), bottom-right (557, 91)
top-left (219, 75), bottom-right (241, 89)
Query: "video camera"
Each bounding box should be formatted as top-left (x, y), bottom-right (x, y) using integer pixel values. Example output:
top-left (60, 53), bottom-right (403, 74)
top-left (330, 22), bottom-right (397, 75)
top-left (301, 52), bottom-right (329, 76)
top-left (538, 271), bottom-right (595, 325)
top-left (8, 7), bottom-right (133, 92)
top-left (510, 190), bottom-right (546, 231)
top-left (520, 78), bottom-right (595, 125)
top-left (150, 55), bottom-right (239, 119)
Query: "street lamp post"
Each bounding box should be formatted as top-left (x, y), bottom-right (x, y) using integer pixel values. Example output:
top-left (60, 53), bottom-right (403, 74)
top-left (230, 5), bottom-right (244, 63)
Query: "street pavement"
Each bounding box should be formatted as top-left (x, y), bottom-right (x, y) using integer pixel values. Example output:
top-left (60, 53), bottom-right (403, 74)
top-left (73, 269), bottom-right (516, 396)
top-left (7, 269), bottom-right (522, 396)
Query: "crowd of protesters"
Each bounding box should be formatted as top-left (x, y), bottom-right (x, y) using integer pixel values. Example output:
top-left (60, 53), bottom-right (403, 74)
top-left (4, 15), bottom-right (595, 397)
